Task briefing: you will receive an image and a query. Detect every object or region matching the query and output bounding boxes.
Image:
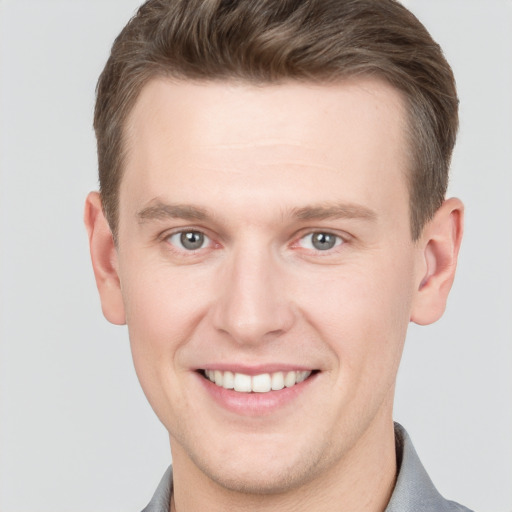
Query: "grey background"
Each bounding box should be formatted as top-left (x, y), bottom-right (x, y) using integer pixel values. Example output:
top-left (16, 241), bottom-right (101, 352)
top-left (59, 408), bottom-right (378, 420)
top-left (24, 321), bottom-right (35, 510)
top-left (0, 1), bottom-right (510, 511)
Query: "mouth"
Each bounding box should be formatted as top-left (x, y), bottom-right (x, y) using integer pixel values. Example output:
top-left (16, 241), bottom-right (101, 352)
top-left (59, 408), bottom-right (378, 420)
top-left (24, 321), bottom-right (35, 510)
top-left (199, 369), bottom-right (317, 393)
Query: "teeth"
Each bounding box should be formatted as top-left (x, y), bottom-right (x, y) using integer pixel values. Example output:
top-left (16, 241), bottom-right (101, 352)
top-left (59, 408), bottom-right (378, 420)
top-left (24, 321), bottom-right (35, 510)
top-left (271, 372), bottom-right (284, 391)
top-left (297, 371), bottom-right (310, 383)
top-left (252, 373), bottom-right (271, 393)
top-left (233, 373), bottom-right (252, 392)
top-left (284, 371), bottom-right (296, 387)
top-left (222, 371), bottom-right (234, 389)
top-left (204, 370), bottom-right (312, 393)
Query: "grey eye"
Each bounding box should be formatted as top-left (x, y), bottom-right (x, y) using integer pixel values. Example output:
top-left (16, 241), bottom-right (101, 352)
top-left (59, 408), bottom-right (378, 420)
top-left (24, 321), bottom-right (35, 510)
top-left (299, 232), bottom-right (342, 251)
top-left (168, 231), bottom-right (208, 250)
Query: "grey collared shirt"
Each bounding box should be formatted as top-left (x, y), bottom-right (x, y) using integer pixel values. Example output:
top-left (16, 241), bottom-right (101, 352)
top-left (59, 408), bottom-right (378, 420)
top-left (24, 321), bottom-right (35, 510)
top-left (386, 424), bottom-right (473, 512)
top-left (141, 423), bottom-right (474, 512)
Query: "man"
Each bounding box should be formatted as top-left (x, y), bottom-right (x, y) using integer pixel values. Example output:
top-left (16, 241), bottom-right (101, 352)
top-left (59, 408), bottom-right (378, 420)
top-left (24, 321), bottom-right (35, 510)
top-left (84, 1), bottom-right (470, 510)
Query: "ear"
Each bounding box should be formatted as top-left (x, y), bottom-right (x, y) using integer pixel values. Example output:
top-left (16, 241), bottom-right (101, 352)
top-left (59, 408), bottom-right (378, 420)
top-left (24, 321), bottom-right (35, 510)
top-left (410, 197), bottom-right (464, 325)
top-left (84, 191), bottom-right (126, 325)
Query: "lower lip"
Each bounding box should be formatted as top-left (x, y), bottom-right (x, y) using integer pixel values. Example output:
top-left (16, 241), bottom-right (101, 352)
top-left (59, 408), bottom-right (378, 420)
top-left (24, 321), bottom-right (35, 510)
top-left (197, 372), bottom-right (317, 416)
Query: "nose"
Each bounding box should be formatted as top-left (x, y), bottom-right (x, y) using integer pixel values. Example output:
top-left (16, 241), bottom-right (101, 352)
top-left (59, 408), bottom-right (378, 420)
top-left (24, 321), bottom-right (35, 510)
top-left (211, 244), bottom-right (295, 346)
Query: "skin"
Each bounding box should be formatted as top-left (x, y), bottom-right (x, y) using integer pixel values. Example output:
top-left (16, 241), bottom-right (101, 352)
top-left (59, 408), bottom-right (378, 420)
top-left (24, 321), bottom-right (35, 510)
top-left (85, 77), bottom-right (463, 512)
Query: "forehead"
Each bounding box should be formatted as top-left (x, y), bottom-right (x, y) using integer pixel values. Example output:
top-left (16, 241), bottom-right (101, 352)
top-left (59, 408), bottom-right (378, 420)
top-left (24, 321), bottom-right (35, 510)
top-left (125, 76), bottom-right (408, 151)
top-left (121, 77), bottom-right (410, 226)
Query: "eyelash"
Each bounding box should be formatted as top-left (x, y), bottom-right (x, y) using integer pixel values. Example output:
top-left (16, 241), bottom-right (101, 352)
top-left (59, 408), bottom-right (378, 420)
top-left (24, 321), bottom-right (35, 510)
top-left (162, 229), bottom-right (347, 256)
top-left (163, 229), bottom-right (215, 253)
top-left (295, 232), bottom-right (344, 252)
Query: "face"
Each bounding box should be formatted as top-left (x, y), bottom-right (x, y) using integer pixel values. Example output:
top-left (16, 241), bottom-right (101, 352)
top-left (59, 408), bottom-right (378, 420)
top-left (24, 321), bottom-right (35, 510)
top-left (109, 78), bottom-right (426, 492)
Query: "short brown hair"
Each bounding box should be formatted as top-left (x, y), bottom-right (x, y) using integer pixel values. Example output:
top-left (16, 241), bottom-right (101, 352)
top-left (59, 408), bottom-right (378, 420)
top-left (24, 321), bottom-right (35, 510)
top-left (94, 0), bottom-right (458, 241)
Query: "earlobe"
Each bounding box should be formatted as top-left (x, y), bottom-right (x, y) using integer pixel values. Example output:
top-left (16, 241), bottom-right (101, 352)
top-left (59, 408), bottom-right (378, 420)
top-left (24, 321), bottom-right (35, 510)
top-left (84, 191), bottom-right (126, 325)
top-left (410, 198), bottom-right (464, 326)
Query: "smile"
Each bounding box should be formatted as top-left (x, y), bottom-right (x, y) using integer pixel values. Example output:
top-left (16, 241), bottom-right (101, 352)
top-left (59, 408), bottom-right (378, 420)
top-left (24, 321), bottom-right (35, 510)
top-left (202, 369), bottom-right (313, 393)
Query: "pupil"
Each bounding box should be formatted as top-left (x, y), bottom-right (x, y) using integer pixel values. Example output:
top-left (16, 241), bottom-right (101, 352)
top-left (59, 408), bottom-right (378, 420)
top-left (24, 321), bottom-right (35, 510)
top-left (181, 231), bottom-right (204, 250)
top-left (313, 233), bottom-right (336, 250)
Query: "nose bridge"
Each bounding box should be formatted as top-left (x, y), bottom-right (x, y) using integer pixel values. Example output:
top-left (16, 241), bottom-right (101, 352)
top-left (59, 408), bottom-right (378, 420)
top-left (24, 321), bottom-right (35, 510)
top-left (212, 239), bottom-right (293, 344)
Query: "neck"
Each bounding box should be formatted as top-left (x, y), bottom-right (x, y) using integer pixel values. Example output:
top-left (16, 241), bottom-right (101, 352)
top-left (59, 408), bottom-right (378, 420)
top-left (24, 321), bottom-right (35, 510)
top-left (170, 417), bottom-right (397, 512)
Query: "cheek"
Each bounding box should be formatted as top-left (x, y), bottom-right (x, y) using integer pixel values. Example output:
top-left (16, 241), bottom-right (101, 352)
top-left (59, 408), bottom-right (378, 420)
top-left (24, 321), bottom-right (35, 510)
top-left (121, 261), bottom-right (207, 341)
top-left (119, 260), bottom-right (220, 389)
top-left (295, 254), bottom-right (415, 373)
top-left (119, 266), bottom-right (206, 426)
top-left (118, 264), bottom-right (191, 368)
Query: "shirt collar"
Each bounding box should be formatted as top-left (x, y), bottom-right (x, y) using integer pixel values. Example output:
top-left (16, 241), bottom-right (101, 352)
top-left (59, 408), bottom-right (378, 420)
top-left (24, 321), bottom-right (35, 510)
top-left (386, 423), bottom-right (472, 512)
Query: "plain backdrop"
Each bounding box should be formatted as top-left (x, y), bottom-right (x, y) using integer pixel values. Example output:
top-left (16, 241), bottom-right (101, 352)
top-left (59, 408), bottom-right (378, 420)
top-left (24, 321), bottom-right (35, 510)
top-left (0, 1), bottom-right (511, 511)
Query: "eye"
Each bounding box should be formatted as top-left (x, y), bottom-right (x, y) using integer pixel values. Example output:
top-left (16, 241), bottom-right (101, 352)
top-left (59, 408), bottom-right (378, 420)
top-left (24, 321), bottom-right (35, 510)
top-left (298, 232), bottom-right (343, 251)
top-left (167, 230), bottom-right (210, 251)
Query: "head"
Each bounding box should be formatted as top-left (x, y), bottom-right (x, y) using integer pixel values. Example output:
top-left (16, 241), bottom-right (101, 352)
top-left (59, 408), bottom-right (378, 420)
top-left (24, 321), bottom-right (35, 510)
top-left (94, 0), bottom-right (458, 243)
top-left (86, 0), bottom-right (463, 503)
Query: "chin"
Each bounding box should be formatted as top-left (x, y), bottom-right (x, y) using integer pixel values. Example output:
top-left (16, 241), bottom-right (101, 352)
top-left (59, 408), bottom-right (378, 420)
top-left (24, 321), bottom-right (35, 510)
top-left (200, 462), bottom-right (315, 496)
top-left (187, 437), bottom-right (334, 496)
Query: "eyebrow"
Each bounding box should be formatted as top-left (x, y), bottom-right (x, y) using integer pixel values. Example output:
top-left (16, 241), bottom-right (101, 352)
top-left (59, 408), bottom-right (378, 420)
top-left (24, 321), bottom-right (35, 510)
top-left (137, 200), bottom-right (377, 224)
top-left (291, 203), bottom-right (377, 222)
top-left (137, 202), bottom-right (209, 223)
